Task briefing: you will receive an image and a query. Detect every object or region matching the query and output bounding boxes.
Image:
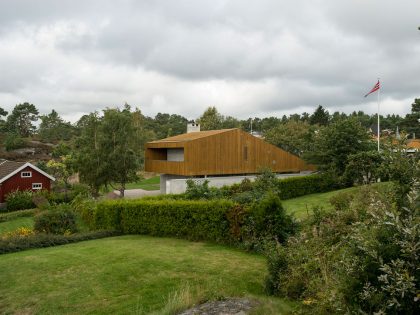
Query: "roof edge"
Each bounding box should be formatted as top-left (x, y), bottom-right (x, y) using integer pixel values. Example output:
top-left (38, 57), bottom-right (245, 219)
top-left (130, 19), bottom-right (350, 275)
top-left (0, 162), bottom-right (56, 184)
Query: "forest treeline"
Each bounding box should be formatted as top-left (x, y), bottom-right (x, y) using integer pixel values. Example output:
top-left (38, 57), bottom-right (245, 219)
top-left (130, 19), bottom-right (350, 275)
top-left (1, 99), bottom-right (419, 146)
top-left (0, 99), bottom-right (419, 194)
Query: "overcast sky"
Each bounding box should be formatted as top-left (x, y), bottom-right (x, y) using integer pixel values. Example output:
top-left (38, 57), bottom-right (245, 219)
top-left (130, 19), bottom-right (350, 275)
top-left (0, 0), bottom-right (419, 122)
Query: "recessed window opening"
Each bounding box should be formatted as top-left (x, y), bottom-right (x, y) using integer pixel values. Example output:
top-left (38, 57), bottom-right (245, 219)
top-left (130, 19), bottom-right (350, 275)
top-left (32, 183), bottom-right (42, 190)
top-left (21, 171), bottom-right (32, 178)
top-left (167, 148), bottom-right (184, 162)
top-left (244, 146), bottom-right (248, 161)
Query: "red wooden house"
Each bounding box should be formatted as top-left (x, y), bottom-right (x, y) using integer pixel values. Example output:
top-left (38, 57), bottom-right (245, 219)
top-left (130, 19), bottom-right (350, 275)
top-left (0, 160), bottom-right (55, 203)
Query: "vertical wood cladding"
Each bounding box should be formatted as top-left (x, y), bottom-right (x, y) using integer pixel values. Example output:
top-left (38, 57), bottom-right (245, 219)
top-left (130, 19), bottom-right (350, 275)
top-left (0, 166), bottom-right (52, 202)
top-left (145, 129), bottom-right (315, 176)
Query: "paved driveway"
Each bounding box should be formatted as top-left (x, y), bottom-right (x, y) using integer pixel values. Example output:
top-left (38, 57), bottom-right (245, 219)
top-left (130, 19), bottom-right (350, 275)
top-left (114, 189), bottom-right (161, 199)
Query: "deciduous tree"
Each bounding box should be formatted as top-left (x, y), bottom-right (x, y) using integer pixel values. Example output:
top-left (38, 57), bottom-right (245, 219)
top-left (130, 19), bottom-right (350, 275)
top-left (304, 118), bottom-right (373, 175)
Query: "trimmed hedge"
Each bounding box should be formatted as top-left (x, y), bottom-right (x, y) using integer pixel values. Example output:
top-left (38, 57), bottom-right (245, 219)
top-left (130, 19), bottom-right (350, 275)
top-left (275, 173), bottom-right (340, 200)
top-left (91, 199), bottom-right (235, 242)
top-left (0, 230), bottom-right (119, 255)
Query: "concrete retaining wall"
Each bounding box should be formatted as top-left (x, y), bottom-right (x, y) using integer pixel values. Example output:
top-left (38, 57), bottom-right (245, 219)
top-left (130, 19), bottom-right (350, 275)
top-left (163, 172), bottom-right (313, 194)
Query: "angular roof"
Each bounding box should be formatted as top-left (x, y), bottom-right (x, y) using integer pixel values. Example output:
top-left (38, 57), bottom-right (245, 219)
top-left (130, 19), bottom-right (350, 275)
top-left (148, 129), bottom-right (235, 143)
top-left (0, 160), bottom-right (26, 181)
top-left (0, 160), bottom-right (55, 183)
top-left (407, 139), bottom-right (420, 149)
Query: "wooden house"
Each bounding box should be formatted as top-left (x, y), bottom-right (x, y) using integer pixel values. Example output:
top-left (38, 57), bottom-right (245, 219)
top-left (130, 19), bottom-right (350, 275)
top-left (145, 128), bottom-right (315, 193)
top-left (0, 160), bottom-right (55, 203)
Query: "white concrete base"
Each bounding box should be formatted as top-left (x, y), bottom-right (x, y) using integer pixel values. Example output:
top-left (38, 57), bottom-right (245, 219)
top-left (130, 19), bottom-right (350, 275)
top-left (162, 172), bottom-right (313, 194)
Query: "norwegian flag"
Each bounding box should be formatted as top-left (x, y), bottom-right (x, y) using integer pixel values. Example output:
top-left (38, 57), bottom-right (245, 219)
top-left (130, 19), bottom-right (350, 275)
top-left (364, 80), bottom-right (380, 97)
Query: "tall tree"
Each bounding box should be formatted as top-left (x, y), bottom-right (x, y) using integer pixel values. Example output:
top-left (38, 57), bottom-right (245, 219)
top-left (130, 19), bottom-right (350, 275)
top-left (264, 120), bottom-right (315, 156)
top-left (99, 105), bottom-right (140, 196)
top-left (39, 109), bottom-right (75, 142)
top-left (73, 112), bottom-right (104, 195)
top-left (197, 106), bottom-right (224, 130)
top-left (6, 102), bottom-right (39, 137)
top-left (304, 118), bottom-right (373, 175)
top-left (74, 106), bottom-right (144, 197)
top-left (309, 105), bottom-right (330, 126)
top-left (402, 98), bottom-right (420, 138)
top-left (0, 107), bottom-right (8, 131)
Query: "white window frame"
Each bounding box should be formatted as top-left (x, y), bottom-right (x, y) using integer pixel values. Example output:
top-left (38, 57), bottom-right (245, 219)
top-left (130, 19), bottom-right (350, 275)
top-left (21, 171), bottom-right (32, 178)
top-left (32, 183), bottom-right (42, 190)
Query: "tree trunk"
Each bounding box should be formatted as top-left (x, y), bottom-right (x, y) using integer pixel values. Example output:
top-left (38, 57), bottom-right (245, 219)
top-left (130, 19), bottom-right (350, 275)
top-left (119, 184), bottom-right (125, 198)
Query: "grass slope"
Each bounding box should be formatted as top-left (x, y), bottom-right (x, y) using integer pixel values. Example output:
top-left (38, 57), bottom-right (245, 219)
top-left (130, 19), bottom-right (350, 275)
top-left (282, 182), bottom-right (390, 219)
top-left (125, 176), bottom-right (160, 191)
top-left (0, 216), bottom-right (34, 235)
top-left (0, 235), bottom-right (294, 315)
top-left (282, 186), bottom-right (359, 219)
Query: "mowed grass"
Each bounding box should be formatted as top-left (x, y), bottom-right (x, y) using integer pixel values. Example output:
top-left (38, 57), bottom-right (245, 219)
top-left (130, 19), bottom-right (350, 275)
top-left (0, 235), bottom-right (294, 315)
top-left (0, 216), bottom-right (34, 235)
top-left (282, 182), bottom-right (391, 219)
top-left (125, 176), bottom-right (160, 191)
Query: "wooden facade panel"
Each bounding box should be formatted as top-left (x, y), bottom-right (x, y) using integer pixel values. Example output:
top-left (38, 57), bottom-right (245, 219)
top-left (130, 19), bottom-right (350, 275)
top-left (145, 160), bottom-right (186, 175)
top-left (144, 128), bottom-right (315, 176)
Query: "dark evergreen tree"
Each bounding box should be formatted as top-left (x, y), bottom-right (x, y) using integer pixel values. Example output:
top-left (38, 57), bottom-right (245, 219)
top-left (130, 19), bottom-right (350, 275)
top-left (309, 105), bottom-right (330, 126)
top-left (402, 98), bottom-right (420, 138)
top-left (6, 102), bottom-right (39, 137)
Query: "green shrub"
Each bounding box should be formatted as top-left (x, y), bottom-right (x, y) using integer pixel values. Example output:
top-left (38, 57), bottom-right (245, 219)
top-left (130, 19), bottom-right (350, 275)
top-left (89, 199), bottom-right (235, 242)
top-left (4, 132), bottom-right (25, 151)
top-left (329, 190), bottom-right (354, 211)
top-left (214, 172), bottom-right (341, 204)
top-left (4, 190), bottom-right (36, 212)
top-left (0, 230), bottom-right (119, 254)
top-left (185, 179), bottom-right (211, 199)
top-left (264, 179), bottom-right (420, 314)
top-left (34, 205), bottom-right (78, 234)
top-left (275, 173), bottom-right (340, 200)
top-left (248, 192), bottom-right (298, 243)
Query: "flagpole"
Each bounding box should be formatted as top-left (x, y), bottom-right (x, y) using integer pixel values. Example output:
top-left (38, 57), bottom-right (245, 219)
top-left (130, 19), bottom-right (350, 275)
top-left (377, 78), bottom-right (380, 152)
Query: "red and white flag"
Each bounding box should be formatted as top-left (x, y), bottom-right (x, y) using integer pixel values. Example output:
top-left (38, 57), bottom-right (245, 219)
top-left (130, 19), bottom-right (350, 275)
top-left (364, 80), bottom-right (380, 97)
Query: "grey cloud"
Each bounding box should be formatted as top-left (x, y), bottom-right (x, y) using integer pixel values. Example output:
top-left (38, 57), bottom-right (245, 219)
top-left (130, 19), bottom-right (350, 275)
top-left (0, 0), bottom-right (418, 121)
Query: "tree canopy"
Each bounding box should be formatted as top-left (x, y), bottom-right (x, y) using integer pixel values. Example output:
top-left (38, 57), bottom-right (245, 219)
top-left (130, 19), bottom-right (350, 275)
top-left (6, 102), bottom-right (39, 137)
top-left (303, 118), bottom-right (373, 174)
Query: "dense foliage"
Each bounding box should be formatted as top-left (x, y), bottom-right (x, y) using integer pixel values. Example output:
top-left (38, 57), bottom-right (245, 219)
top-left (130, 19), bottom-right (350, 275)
top-left (83, 199), bottom-right (235, 242)
top-left (304, 118), bottom-right (374, 175)
top-left (73, 105), bottom-right (147, 196)
top-left (0, 230), bottom-right (118, 255)
top-left (34, 205), bottom-right (78, 234)
top-left (4, 190), bottom-right (36, 212)
top-left (265, 178), bottom-right (419, 314)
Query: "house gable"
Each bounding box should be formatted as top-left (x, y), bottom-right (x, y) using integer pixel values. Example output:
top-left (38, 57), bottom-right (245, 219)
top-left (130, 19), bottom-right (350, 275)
top-left (145, 128), bottom-right (315, 176)
top-left (0, 162), bottom-right (55, 203)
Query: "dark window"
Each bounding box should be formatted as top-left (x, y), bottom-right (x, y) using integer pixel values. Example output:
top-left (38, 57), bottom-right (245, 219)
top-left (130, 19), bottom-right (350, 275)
top-left (244, 146), bottom-right (248, 161)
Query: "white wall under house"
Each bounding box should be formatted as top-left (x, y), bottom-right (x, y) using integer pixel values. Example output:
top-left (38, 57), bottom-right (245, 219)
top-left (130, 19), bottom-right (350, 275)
top-left (160, 172), bottom-right (313, 194)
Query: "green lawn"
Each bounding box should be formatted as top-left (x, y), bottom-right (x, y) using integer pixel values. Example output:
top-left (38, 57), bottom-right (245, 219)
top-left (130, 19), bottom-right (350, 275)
top-left (0, 216), bottom-right (34, 235)
top-left (282, 186), bottom-right (358, 219)
top-left (125, 176), bottom-right (160, 191)
top-left (0, 235), bottom-right (294, 315)
top-left (282, 183), bottom-right (391, 219)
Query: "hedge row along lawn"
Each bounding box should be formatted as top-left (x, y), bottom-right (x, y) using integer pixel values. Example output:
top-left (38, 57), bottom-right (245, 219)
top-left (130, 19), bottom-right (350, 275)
top-left (0, 235), bottom-right (295, 315)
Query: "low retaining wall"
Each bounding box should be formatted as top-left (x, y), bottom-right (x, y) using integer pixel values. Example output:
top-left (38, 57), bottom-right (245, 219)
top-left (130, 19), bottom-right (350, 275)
top-left (164, 172), bottom-right (313, 194)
